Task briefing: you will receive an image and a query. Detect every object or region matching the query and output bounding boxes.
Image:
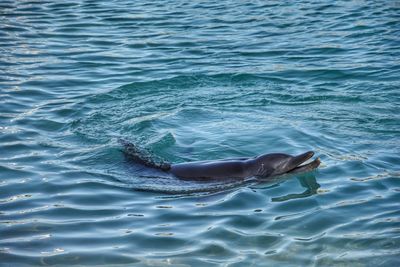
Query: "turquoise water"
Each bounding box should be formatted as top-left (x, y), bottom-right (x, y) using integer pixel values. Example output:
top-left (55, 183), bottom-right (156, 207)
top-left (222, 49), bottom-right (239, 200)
top-left (1, 0), bottom-right (400, 266)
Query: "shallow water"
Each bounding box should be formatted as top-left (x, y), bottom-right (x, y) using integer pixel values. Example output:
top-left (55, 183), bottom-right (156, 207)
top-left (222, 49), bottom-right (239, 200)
top-left (1, 0), bottom-right (400, 266)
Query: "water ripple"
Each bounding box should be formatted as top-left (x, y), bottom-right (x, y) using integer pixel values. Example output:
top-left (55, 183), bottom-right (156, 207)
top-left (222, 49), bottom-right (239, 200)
top-left (1, 0), bottom-right (399, 266)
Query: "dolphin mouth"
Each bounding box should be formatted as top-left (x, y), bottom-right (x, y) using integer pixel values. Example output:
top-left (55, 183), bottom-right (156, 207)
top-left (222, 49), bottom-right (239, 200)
top-left (288, 157), bottom-right (320, 174)
top-left (287, 151), bottom-right (320, 173)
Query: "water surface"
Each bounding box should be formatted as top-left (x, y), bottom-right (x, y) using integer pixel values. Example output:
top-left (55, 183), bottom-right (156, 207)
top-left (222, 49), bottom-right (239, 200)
top-left (1, 0), bottom-right (400, 266)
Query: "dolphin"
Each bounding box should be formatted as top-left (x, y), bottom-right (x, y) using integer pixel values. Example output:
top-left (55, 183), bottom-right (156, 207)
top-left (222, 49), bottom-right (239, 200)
top-left (119, 139), bottom-right (320, 180)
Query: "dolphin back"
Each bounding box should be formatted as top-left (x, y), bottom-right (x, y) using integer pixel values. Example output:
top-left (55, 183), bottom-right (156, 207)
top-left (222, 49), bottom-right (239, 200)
top-left (119, 139), bottom-right (171, 171)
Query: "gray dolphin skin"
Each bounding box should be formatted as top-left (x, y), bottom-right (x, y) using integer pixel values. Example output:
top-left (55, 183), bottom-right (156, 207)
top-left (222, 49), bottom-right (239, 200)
top-left (120, 140), bottom-right (320, 180)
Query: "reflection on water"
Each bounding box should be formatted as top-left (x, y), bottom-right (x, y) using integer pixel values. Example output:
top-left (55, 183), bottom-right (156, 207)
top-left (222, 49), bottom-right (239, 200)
top-left (271, 174), bottom-right (320, 202)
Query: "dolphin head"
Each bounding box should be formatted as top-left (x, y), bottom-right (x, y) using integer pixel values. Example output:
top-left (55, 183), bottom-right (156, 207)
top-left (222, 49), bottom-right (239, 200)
top-left (253, 151), bottom-right (317, 177)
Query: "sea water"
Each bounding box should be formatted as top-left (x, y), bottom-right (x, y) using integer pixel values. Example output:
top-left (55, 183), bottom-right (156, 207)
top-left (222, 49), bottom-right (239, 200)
top-left (1, 1), bottom-right (399, 266)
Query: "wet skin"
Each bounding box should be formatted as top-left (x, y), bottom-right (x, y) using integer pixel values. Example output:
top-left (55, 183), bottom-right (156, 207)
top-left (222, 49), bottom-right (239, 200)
top-left (170, 151), bottom-right (320, 179)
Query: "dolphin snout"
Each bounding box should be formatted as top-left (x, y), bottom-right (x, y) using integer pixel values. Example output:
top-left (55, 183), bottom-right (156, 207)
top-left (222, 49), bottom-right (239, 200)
top-left (289, 151), bottom-right (314, 169)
